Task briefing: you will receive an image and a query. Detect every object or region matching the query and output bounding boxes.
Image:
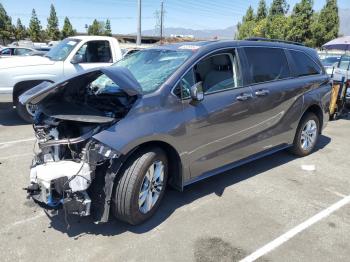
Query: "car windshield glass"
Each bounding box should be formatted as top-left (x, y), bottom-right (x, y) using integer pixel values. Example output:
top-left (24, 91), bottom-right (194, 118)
top-left (44, 39), bottom-right (80, 61)
top-left (114, 49), bottom-right (193, 93)
top-left (321, 56), bottom-right (340, 66)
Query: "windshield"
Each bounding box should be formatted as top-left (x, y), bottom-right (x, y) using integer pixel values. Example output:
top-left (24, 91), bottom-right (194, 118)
top-left (114, 49), bottom-right (193, 93)
top-left (44, 38), bottom-right (81, 61)
top-left (321, 56), bottom-right (340, 66)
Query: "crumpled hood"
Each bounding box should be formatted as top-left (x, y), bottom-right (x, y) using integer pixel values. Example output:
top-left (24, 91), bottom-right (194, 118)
top-left (0, 55), bottom-right (55, 69)
top-left (19, 66), bottom-right (142, 105)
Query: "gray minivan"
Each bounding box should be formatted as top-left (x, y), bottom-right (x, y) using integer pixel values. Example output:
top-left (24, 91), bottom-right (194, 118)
top-left (22, 39), bottom-right (331, 225)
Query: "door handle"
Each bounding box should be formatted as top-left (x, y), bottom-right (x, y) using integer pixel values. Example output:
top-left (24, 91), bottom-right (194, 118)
top-left (236, 93), bottom-right (253, 101)
top-left (255, 89), bottom-right (270, 96)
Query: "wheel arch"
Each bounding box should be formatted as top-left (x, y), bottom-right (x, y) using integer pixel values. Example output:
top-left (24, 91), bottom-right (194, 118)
top-left (301, 104), bottom-right (324, 134)
top-left (13, 80), bottom-right (54, 102)
top-left (121, 140), bottom-right (184, 191)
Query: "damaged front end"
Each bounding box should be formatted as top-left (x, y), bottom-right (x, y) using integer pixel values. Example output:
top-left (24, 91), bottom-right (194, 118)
top-left (21, 67), bottom-right (141, 223)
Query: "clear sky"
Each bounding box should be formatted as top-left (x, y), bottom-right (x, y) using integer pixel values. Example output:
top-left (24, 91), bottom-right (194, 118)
top-left (1, 0), bottom-right (350, 34)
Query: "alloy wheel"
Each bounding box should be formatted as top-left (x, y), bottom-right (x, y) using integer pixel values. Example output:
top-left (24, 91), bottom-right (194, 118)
top-left (300, 119), bottom-right (317, 151)
top-left (138, 160), bottom-right (165, 214)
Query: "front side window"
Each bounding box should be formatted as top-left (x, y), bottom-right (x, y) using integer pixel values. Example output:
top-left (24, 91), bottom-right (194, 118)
top-left (114, 49), bottom-right (193, 93)
top-left (244, 47), bottom-right (291, 84)
top-left (44, 38), bottom-right (81, 61)
top-left (174, 51), bottom-right (242, 99)
top-left (338, 56), bottom-right (350, 70)
top-left (290, 50), bottom-right (321, 77)
top-left (76, 40), bottom-right (112, 63)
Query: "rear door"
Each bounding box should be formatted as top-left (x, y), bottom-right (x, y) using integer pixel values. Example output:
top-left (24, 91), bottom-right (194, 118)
top-left (241, 47), bottom-right (302, 150)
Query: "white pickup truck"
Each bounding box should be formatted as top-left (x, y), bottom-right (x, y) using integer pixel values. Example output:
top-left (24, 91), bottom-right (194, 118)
top-left (0, 35), bottom-right (123, 121)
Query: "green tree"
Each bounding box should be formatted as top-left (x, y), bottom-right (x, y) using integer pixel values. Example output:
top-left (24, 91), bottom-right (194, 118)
top-left (61, 17), bottom-right (75, 39)
top-left (28, 9), bottom-right (42, 41)
top-left (104, 19), bottom-right (112, 36)
top-left (287, 0), bottom-right (314, 45)
top-left (256, 0), bottom-right (268, 21)
top-left (0, 3), bottom-right (13, 44)
top-left (311, 0), bottom-right (339, 47)
top-left (236, 6), bottom-right (256, 39)
top-left (243, 6), bottom-right (255, 22)
top-left (47, 4), bottom-right (60, 40)
top-left (14, 18), bottom-right (27, 41)
top-left (253, 18), bottom-right (268, 37)
top-left (266, 15), bottom-right (290, 39)
top-left (269, 0), bottom-right (289, 16)
top-left (88, 19), bottom-right (104, 35)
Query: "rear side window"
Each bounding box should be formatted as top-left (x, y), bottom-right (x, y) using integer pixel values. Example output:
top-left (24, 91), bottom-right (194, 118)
top-left (244, 47), bottom-right (291, 84)
top-left (338, 56), bottom-right (350, 70)
top-left (290, 50), bottom-right (321, 77)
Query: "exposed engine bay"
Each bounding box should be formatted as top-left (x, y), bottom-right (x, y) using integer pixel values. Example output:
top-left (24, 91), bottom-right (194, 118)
top-left (22, 67), bottom-right (141, 223)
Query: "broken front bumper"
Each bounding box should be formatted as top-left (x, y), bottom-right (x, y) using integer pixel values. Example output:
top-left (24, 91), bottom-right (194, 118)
top-left (25, 139), bottom-right (124, 223)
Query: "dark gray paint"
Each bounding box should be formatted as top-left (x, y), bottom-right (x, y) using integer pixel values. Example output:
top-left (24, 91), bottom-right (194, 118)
top-left (92, 40), bottom-right (331, 189)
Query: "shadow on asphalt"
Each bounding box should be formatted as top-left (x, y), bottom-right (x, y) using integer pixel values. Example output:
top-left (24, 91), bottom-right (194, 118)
top-left (0, 102), bottom-right (29, 126)
top-left (46, 135), bottom-right (331, 238)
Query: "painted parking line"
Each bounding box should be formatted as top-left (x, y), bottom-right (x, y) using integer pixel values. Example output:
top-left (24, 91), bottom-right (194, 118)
top-left (240, 194), bottom-right (350, 262)
top-left (0, 138), bottom-right (35, 146)
top-left (0, 212), bottom-right (46, 234)
top-left (0, 153), bottom-right (33, 160)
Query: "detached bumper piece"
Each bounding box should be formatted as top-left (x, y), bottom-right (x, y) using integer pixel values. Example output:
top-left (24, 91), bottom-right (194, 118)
top-left (26, 160), bottom-right (92, 216)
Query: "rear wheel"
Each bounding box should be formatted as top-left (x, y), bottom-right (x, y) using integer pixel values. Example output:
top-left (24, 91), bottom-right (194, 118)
top-left (289, 112), bottom-right (319, 157)
top-left (112, 147), bottom-right (168, 225)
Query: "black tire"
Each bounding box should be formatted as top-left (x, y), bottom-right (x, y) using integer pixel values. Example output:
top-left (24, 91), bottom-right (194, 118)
top-left (289, 112), bottom-right (320, 157)
top-left (14, 98), bottom-right (34, 123)
top-left (112, 147), bottom-right (168, 225)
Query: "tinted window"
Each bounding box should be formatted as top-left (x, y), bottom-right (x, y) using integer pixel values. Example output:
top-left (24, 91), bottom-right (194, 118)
top-left (290, 50), bottom-right (321, 77)
top-left (244, 47), bottom-right (290, 84)
top-left (174, 51), bottom-right (242, 99)
top-left (338, 56), bottom-right (350, 70)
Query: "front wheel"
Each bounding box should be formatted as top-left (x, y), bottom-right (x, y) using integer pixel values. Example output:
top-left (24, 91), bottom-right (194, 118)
top-left (112, 147), bottom-right (168, 225)
top-left (289, 112), bottom-right (319, 157)
top-left (14, 97), bottom-right (36, 123)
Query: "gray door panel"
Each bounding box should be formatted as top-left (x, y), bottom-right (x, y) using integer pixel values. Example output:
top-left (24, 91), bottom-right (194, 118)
top-left (182, 86), bottom-right (265, 178)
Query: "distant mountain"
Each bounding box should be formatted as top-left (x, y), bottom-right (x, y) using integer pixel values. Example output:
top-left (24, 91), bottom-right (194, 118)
top-left (141, 26), bottom-right (236, 40)
top-left (141, 8), bottom-right (348, 40)
top-left (339, 8), bottom-right (350, 36)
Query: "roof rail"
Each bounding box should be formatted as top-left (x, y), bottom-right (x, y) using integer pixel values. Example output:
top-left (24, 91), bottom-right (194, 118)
top-left (245, 37), bottom-right (305, 46)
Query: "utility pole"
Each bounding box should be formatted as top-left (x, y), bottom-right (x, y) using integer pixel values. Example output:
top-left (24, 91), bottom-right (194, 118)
top-left (136, 0), bottom-right (142, 46)
top-left (160, 1), bottom-right (164, 44)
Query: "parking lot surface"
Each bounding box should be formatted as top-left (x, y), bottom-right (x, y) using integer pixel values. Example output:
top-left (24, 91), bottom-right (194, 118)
top-left (1, 102), bottom-right (350, 262)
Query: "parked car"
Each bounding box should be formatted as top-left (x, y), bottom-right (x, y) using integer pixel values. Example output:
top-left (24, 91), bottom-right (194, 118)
top-left (0, 46), bottom-right (36, 57)
top-left (333, 55), bottom-right (350, 83)
top-left (320, 55), bottom-right (341, 76)
top-left (0, 36), bottom-right (123, 122)
top-left (22, 39), bottom-right (331, 226)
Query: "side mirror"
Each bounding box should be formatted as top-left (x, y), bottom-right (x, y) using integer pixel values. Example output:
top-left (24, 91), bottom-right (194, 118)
top-left (70, 54), bottom-right (84, 64)
top-left (190, 82), bottom-right (204, 101)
